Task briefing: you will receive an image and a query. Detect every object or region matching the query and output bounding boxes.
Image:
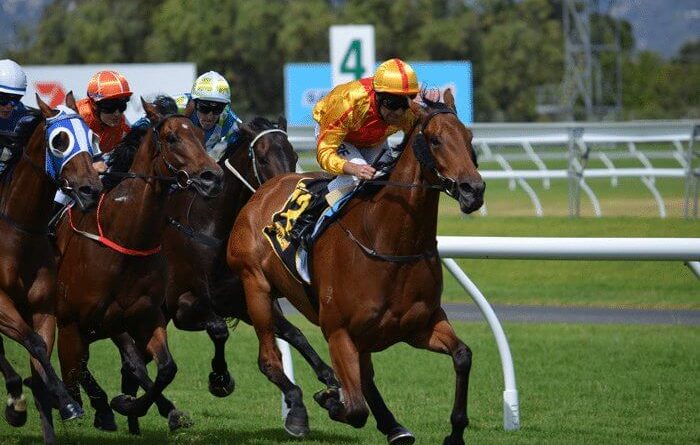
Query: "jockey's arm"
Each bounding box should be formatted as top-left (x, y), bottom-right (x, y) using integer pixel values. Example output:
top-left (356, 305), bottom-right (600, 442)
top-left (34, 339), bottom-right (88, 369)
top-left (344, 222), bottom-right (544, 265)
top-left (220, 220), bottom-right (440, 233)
top-left (220, 107), bottom-right (243, 146)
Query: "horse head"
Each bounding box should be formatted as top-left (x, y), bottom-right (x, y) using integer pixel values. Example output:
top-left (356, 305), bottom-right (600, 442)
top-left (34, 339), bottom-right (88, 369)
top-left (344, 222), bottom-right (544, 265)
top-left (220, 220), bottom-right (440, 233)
top-left (222, 116), bottom-right (297, 188)
top-left (411, 89), bottom-right (484, 214)
top-left (36, 92), bottom-right (103, 211)
top-left (142, 97), bottom-right (223, 197)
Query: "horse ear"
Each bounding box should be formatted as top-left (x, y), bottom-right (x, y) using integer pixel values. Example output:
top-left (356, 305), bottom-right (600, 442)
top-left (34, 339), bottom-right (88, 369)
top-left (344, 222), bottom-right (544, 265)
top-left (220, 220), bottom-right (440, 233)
top-left (65, 91), bottom-right (78, 112)
top-left (238, 122), bottom-right (256, 140)
top-left (184, 99), bottom-right (195, 118)
top-left (277, 115), bottom-right (287, 132)
top-left (36, 93), bottom-right (56, 118)
top-left (141, 97), bottom-right (162, 124)
top-left (443, 88), bottom-right (456, 113)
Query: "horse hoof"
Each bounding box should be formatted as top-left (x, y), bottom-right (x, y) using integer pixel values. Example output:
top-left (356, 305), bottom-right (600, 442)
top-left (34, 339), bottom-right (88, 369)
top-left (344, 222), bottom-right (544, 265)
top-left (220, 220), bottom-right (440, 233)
top-left (284, 407), bottom-right (310, 438)
top-left (388, 426), bottom-right (415, 445)
top-left (110, 394), bottom-right (147, 417)
top-left (127, 416), bottom-right (141, 435)
top-left (442, 436), bottom-right (465, 445)
top-left (59, 402), bottom-right (84, 421)
top-left (4, 405), bottom-right (27, 427)
top-left (168, 409), bottom-right (194, 431)
top-left (208, 371), bottom-right (235, 398)
top-left (313, 387), bottom-right (341, 410)
top-left (94, 411), bottom-right (117, 431)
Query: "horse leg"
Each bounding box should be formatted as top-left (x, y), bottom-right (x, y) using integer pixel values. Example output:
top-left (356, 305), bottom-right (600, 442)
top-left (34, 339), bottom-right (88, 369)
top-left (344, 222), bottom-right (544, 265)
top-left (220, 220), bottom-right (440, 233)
top-left (408, 311), bottom-right (471, 445)
top-left (206, 316), bottom-right (235, 397)
top-left (359, 353), bottom-right (415, 445)
top-left (169, 289), bottom-right (234, 398)
top-left (0, 336), bottom-right (27, 426)
top-left (243, 273), bottom-right (309, 438)
top-left (78, 349), bottom-right (117, 431)
top-left (112, 333), bottom-right (191, 433)
top-left (110, 319), bottom-right (177, 419)
top-left (323, 328), bottom-right (369, 428)
top-left (271, 302), bottom-right (340, 408)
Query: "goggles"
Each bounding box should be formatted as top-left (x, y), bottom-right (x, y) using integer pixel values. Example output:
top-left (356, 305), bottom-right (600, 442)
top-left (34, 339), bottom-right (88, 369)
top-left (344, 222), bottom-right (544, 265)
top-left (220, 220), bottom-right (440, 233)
top-left (97, 99), bottom-right (129, 114)
top-left (0, 94), bottom-right (22, 107)
top-left (196, 100), bottom-right (226, 115)
top-left (377, 93), bottom-right (411, 111)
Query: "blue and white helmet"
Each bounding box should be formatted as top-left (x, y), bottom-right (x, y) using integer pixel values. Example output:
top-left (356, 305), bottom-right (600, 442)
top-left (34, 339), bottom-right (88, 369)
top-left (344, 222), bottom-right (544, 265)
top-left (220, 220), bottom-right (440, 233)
top-left (44, 106), bottom-right (100, 181)
top-left (0, 59), bottom-right (27, 96)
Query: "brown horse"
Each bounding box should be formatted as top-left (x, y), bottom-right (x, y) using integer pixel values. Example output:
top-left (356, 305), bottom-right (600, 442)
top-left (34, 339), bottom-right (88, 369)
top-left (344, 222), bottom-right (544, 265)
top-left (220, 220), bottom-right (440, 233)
top-left (159, 116), bottom-right (339, 436)
top-left (52, 99), bottom-right (223, 432)
top-left (0, 93), bottom-right (102, 444)
top-left (227, 90), bottom-right (484, 445)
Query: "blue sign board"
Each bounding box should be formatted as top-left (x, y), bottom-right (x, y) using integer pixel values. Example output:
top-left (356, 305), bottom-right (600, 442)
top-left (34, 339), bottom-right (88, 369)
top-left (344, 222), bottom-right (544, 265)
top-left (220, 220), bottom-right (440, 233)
top-left (284, 61), bottom-right (473, 126)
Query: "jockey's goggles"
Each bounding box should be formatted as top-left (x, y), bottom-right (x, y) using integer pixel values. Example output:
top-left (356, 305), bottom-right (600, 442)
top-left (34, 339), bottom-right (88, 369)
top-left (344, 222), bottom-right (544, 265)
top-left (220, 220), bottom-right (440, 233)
top-left (377, 93), bottom-right (412, 111)
top-left (196, 100), bottom-right (226, 115)
top-left (96, 99), bottom-right (128, 114)
top-left (0, 93), bottom-right (22, 106)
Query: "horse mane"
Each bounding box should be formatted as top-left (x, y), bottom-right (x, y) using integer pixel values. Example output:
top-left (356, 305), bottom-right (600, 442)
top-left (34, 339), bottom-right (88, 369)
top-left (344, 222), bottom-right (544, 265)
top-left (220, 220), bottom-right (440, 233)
top-left (104, 95), bottom-right (178, 190)
top-left (218, 116), bottom-right (278, 165)
top-left (13, 108), bottom-right (43, 147)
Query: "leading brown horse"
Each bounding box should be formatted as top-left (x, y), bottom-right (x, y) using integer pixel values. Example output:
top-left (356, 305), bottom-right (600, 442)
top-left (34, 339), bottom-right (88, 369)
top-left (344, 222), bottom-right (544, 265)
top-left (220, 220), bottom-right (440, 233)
top-left (52, 99), bottom-right (223, 433)
top-left (227, 90), bottom-right (484, 445)
top-left (0, 93), bottom-right (102, 444)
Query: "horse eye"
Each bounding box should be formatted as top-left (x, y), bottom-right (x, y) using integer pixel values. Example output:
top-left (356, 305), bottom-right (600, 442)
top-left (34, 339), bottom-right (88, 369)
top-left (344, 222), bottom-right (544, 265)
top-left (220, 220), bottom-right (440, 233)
top-left (430, 136), bottom-right (440, 146)
top-left (166, 133), bottom-right (178, 144)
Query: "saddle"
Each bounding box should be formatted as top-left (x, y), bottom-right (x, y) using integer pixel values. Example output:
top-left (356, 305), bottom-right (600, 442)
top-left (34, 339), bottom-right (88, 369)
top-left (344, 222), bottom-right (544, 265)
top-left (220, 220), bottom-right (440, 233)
top-left (263, 177), bottom-right (334, 283)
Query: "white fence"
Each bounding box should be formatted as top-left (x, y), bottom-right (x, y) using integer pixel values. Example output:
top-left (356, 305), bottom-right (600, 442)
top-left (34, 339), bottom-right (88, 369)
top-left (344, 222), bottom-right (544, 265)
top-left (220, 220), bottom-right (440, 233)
top-left (278, 236), bottom-right (700, 432)
top-left (288, 120), bottom-right (700, 218)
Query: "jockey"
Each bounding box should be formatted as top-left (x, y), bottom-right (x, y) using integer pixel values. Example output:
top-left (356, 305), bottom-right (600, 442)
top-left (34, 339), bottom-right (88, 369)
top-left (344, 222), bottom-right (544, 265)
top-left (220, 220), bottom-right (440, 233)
top-left (77, 70), bottom-right (133, 163)
top-left (0, 59), bottom-right (31, 175)
top-left (312, 58), bottom-right (421, 204)
top-left (53, 70), bottom-right (132, 211)
top-left (174, 71), bottom-right (242, 153)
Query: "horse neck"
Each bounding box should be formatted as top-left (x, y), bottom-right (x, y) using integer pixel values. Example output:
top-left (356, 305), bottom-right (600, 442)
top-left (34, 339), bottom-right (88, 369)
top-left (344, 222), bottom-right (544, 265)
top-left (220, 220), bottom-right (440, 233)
top-left (100, 129), bottom-right (170, 247)
top-left (0, 123), bottom-right (55, 228)
top-left (355, 132), bottom-right (440, 251)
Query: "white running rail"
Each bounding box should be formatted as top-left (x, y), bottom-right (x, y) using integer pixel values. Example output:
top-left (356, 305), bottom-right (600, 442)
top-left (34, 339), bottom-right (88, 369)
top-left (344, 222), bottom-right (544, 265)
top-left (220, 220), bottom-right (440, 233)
top-left (277, 236), bottom-right (700, 432)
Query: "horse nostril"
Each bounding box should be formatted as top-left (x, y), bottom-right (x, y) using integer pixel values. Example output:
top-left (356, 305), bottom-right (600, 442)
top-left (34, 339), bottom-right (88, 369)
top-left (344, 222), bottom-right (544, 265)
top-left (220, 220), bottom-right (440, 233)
top-left (459, 181), bottom-right (485, 196)
top-left (199, 170), bottom-right (216, 182)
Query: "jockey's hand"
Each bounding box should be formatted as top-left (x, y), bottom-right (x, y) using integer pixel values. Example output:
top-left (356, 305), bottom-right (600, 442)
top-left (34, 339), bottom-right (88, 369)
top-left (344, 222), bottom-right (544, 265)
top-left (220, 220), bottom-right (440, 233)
top-left (92, 160), bottom-right (107, 173)
top-left (344, 162), bottom-right (376, 180)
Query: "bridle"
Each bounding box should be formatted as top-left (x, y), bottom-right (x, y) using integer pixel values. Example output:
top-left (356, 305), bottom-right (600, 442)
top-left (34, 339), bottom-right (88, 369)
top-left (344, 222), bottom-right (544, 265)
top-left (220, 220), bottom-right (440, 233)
top-left (171, 126), bottom-right (289, 248)
top-left (102, 114), bottom-right (198, 190)
top-left (223, 128), bottom-right (288, 193)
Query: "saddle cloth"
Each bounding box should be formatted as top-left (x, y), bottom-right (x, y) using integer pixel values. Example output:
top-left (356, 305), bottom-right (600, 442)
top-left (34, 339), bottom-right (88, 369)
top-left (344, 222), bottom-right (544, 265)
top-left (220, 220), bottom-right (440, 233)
top-left (263, 177), bottom-right (354, 284)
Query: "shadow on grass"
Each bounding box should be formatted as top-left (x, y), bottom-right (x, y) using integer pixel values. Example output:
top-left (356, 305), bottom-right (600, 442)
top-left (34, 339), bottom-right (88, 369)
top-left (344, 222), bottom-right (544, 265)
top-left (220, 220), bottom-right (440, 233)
top-left (2, 426), bottom-right (361, 445)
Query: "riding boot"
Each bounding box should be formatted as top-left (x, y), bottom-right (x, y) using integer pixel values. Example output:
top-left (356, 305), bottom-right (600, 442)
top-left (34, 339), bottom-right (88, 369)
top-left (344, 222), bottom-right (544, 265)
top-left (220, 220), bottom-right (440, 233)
top-left (289, 192), bottom-right (328, 248)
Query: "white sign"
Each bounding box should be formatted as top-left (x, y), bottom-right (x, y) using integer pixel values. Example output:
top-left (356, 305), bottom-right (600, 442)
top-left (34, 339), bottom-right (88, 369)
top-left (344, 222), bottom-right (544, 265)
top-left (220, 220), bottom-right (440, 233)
top-left (330, 25), bottom-right (375, 86)
top-left (22, 63), bottom-right (196, 123)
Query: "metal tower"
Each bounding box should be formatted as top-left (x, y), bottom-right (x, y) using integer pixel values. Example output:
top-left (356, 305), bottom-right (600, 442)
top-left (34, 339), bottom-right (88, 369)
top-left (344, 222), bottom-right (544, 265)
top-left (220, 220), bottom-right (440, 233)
top-left (538, 0), bottom-right (622, 120)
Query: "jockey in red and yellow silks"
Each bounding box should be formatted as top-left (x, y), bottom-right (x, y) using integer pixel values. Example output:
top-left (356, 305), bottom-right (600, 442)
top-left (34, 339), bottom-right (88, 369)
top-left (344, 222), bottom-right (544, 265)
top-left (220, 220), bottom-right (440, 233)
top-left (313, 58), bottom-right (420, 178)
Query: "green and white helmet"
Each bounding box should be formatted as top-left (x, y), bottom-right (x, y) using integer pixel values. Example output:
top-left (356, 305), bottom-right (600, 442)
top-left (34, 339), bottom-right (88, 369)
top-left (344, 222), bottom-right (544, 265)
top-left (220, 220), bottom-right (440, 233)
top-left (191, 71), bottom-right (230, 104)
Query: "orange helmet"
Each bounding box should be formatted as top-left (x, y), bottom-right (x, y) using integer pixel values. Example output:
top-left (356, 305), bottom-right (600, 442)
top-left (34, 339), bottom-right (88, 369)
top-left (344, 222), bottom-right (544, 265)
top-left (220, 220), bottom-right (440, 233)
top-left (373, 59), bottom-right (419, 96)
top-left (86, 70), bottom-right (132, 102)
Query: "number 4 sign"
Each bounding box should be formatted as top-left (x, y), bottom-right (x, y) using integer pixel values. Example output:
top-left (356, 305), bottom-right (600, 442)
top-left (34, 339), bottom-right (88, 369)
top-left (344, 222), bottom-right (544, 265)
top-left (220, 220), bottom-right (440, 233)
top-left (330, 25), bottom-right (375, 87)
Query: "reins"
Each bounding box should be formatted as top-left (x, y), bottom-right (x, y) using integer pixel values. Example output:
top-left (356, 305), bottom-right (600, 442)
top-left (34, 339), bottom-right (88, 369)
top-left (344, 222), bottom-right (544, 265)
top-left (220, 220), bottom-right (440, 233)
top-left (338, 106), bottom-right (458, 262)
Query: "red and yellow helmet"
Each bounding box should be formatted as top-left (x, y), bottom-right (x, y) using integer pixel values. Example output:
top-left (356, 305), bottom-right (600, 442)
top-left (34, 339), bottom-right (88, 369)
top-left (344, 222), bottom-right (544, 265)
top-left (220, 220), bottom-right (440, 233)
top-left (373, 58), bottom-right (419, 96)
top-left (86, 70), bottom-right (132, 102)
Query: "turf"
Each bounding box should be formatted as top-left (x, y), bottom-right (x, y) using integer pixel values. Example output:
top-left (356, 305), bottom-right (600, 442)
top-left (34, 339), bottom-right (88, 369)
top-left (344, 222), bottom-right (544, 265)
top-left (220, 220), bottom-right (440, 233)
top-left (1, 318), bottom-right (698, 444)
